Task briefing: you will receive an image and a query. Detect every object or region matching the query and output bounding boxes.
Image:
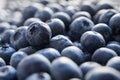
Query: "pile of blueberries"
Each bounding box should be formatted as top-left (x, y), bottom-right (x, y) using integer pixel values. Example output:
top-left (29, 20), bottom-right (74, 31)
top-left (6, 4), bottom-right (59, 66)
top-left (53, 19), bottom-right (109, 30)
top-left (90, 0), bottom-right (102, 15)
top-left (0, 0), bottom-right (120, 80)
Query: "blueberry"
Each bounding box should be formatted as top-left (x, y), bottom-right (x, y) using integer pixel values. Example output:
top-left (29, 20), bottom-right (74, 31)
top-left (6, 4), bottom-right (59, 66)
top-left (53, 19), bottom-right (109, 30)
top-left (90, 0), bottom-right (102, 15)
top-left (98, 9), bottom-right (118, 25)
top-left (49, 35), bottom-right (73, 52)
top-left (93, 9), bottom-right (107, 24)
top-left (106, 43), bottom-right (120, 56)
top-left (80, 3), bottom-right (96, 17)
top-left (10, 26), bottom-right (29, 50)
top-left (69, 17), bottom-right (94, 41)
top-left (72, 11), bottom-right (91, 21)
top-left (96, 2), bottom-right (114, 12)
top-left (0, 22), bottom-right (10, 34)
top-left (23, 3), bottom-right (43, 20)
top-left (52, 12), bottom-right (71, 31)
top-left (80, 31), bottom-right (105, 53)
top-left (25, 72), bottom-right (52, 80)
top-left (92, 47), bottom-right (118, 65)
top-left (109, 13), bottom-right (120, 35)
top-left (85, 67), bottom-right (120, 80)
top-left (34, 7), bottom-right (53, 22)
top-left (92, 23), bottom-right (112, 42)
top-left (18, 46), bottom-right (38, 55)
top-left (0, 65), bottom-right (17, 80)
top-left (61, 46), bottom-right (84, 65)
top-left (35, 48), bottom-right (61, 62)
top-left (17, 54), bottom-right (51, 80)
top-left (47, 18), bottom-right (65, 37)
top-left (0, 44), bottom-right (16, 64)
top-left (50, 57), bottom-right (83, 80)
top-left (25, 21), bottom-right (52, 47)
top-left (0, 57), bottom-right (6, 67)
top-left (10, 51), bottom-right (27, 69)
top-left (0, 29), bottom-right (15, 44)
top-left (80, 61), bottom-right (101, 77)
top-left (24, 18), bottom-right (41, 26)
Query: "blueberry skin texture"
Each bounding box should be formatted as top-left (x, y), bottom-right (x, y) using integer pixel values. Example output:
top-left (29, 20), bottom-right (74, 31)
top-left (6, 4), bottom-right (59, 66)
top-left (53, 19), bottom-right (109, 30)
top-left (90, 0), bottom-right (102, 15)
top-left (0, 29), bottom-right (15, 44)
top-left (109, 13), bottom-right (120, 35)
top-left (47, 18), bottom-right (65, 37)
top-left (10, 26), bottom-right (29, 50)
top-left (61, 46), bottom-right (84, 65)
top-left (35, 48), bottom-right (61, 62)
top-left (52, 12), bottom-right (71, 31)
top-left (26, 72), bottom-right (52, 80)
top-left (106, 43), bottom-right (120, 56)
top-left (49, 35), bottom-right (73, 52)
top-left (72, 11), bottom-right (91, 21)
top-left (0, 66), bottom-right (17, 80)
top-left (0, 44), bottom-right (16, 64)
top-left (25, 21), bottom-right (52, 47)
top-left (98, 9), bottom-right (118, 25)
top-left (34, 7), bottom-right (53, 22)
top-left (50, 57), bottom-right (83, 80)
top-left (92, 47), bottom-right (118, 65)
top-left (106, 56), bottom-right (120, 71)
top-left (80, 61), bottom-right (101, 77)
top-left (10, 51), bottom-right (27, 69)
top-left (80, 3), bottom-right (96, 17)
top-left (92, 23), bottom-right (112, 42)
top-left (69, 17), bottom-right (94, 41)
top-left (24, 18), bottom-right (41, 26)
top-left (80, 31), bottom-right (105, 53)
top-left (18, 46), bottom-right (38, 55)
top-left (17, 54), bottom-right (51, 80)
top-left (0, 57), bottom-right (6, 67)
top-left (85, 67), bottom-right (120, 80)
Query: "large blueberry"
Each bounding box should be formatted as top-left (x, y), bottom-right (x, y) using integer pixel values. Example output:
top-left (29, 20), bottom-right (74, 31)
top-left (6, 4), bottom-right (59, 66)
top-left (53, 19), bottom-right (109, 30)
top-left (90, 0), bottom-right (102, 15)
top-left (25, 72), bottom-right (52, 80)
top-left (92, 23), bottom-right (112, 42)
top-left (10, 51), bottom-right (27, 69)
top-left (47, 18), bottom-right (65, 37)
top-left (69, 17), bottom-right (94, 41)
top-left (49, 35), bottom-right (73, 52)
top-left (92, 47), bottom-right (118, 65)
top-left (85, 67), bottom-right (120, 80)
top-left (80, 31), bottom-right (105, 53)
top-left (50, 57), bottom-right (83, 80)
top-left (17, 54), bottom-right (51, 80)
top-left (35, 48), bottom-right (61, 62)
top-left (0, 65), bottom-right (17, 80)
top-left (80, 61), bottom-right (101, 77)
top-left (61, 46), bottom-right (84, 65)
top-left (25, 21), bottom-right (52, 47)
top-left (10, 26), bottom-right (29, 50)
top-left (106, 56), bottom-right (120, 71)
